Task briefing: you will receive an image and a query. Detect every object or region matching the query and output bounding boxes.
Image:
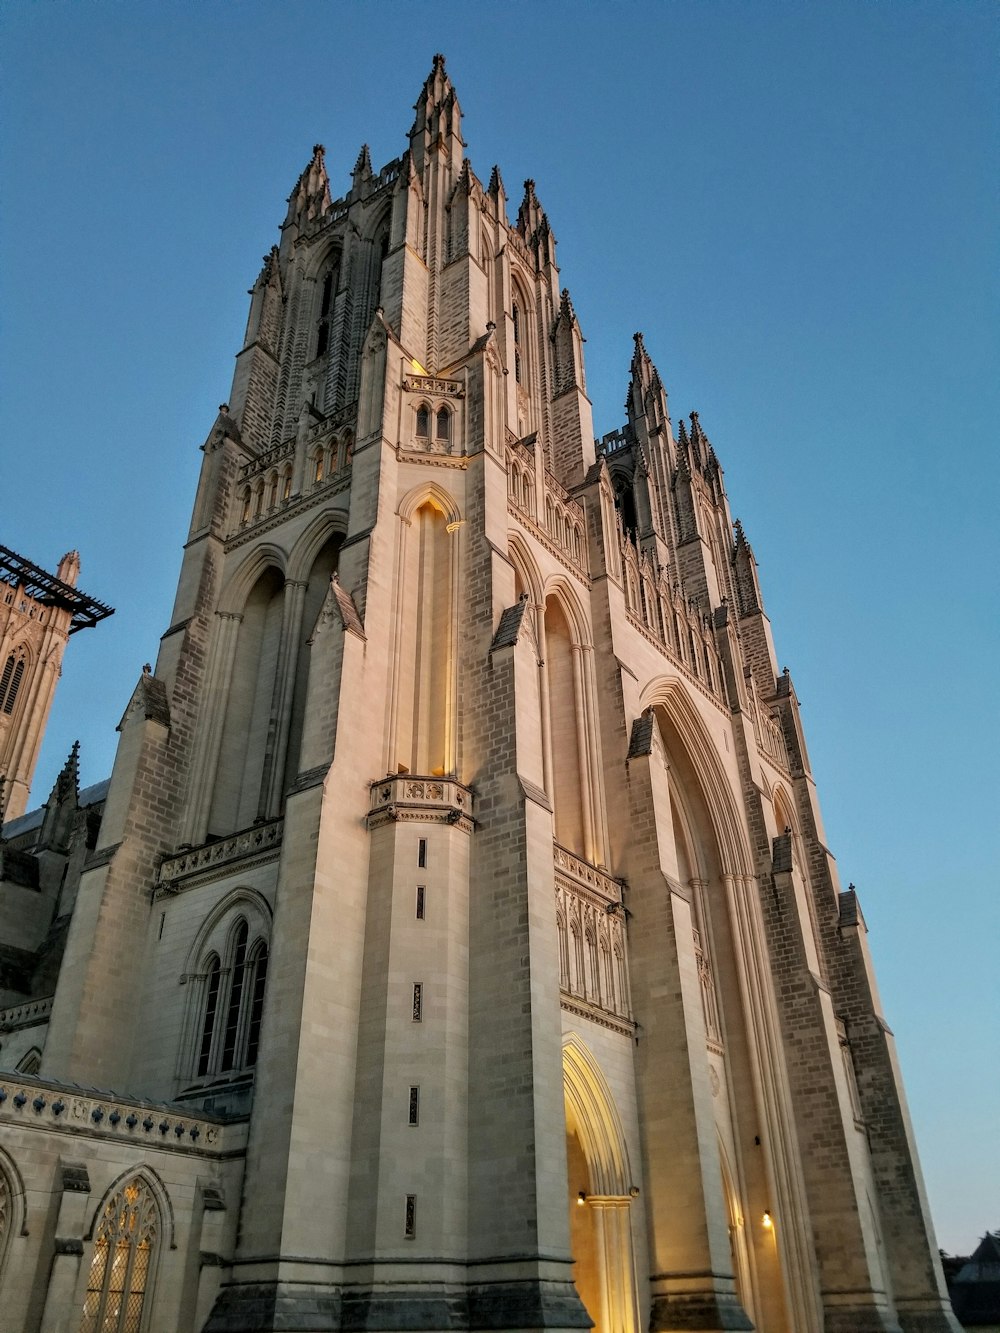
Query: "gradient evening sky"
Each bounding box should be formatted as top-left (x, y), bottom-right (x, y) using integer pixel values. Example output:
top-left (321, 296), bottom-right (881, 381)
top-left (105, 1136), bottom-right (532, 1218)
top-left (2, 1), bottom-right (997, 1256)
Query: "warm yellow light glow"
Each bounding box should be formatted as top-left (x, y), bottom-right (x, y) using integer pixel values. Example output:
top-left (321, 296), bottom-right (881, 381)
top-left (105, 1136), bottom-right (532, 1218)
top-left (411, 358), bottom-right (429, 375)
top-left (577, 1191), bottom-right (587, 1206)
top-left (762, 1211), bottom-right (773, 1229)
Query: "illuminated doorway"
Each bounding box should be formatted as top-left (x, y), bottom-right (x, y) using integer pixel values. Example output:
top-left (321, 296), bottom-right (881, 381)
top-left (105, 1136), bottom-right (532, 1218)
top-left (563, 1036), bottom-right (640, 1333)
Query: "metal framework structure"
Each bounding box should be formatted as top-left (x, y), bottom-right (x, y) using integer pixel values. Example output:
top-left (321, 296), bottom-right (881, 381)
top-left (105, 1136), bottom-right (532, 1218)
top-left (0, 545), bottom-right (113, 634)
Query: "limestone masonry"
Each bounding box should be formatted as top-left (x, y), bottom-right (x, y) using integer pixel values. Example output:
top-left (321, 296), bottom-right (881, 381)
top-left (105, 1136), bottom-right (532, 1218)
top-left (0, 55), bottom-right (959, 1333)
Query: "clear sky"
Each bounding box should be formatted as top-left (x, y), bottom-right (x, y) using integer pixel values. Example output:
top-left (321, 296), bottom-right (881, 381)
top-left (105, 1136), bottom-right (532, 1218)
top-left (2, 0), bottom-right (997, 1256)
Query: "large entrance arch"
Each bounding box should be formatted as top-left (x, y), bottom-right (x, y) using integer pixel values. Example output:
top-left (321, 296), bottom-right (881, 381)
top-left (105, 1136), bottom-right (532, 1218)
top-left (563, 1035), bottom-right (640, 1333)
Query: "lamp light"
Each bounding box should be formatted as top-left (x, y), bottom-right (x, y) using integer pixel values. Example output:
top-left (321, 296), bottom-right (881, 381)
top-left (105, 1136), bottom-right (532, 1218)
top-left (762, 1210), bottom-right (773, 1229)
top-left (577, 1191), bottom-right (587, 1206)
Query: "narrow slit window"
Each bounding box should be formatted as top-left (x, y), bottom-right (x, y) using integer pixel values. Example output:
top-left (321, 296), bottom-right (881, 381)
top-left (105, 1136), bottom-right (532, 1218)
top-left (404, 1194), bottom-right (416, 1238)
top-left (415, 885), bottom-right (426, 920)
top-left (417, 838), bottom-right (427, 868)
top-left (408, 1085), bottom-right (420, 1125)
top-left (411, 983), bottom-right (423, 1022)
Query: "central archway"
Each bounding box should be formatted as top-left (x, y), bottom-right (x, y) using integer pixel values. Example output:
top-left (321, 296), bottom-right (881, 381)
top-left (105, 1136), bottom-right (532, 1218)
top-left (563, 1036), bottom-right (640, 1333)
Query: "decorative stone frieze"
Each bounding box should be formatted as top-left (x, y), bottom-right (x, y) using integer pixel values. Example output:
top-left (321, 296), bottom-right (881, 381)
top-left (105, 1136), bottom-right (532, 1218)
top-left (157, 817), bottom-right (283, 892)
top-left (367, 774), bottom-right (474, 831)
top-left (0, 1073), bottom-right (243, 1156)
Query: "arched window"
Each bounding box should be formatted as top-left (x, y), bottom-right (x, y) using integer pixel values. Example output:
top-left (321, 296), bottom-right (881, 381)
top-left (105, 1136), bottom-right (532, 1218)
top-left (196, 955), bottom-right (221, 1077)
top-left (221, 921), bottom-right (248, 1071)
top-left (268, 474), bottom-right (278, 510)
top-left (512, 302), bottom-right (522, 384)
top-left (0, 1161), bottom-right (14, 1284)
top-left (416, 405), bottom-right (430, 438)
top-left (253, 482), bottom-right (263, 519)
top-left (316, 267), bottom-right (335, 358)
top-left (0, 651), bottom-right (26, 716)
top-left (313, 449), bottom-right (324, 485)
top-left (343, 431), bottom-right (354, 467)
top-left (80, 1176), bottom-right (159, 1333)
top-left (15, 1047), bottom-right (41, 1075)
top-left (435, 407), bottom-right (450, 443)
top-left (282, 467), bottom-right (292, 502)
top-left (193, 918), bottom-right (269, 1081)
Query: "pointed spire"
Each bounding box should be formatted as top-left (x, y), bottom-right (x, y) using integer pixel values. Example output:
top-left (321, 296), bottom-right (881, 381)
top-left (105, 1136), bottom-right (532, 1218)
top-left (286, 143), bottom-right (332, 229)
top-left (254, 246), bottom-right (280, 289)
top-left (410, 53), bottom-right (463, 173)
top-left (353, 143), bottom-right (372, 178)
top-left (51, 741), bottom-right (80, 806)
top-left (488, 164), bottom-right (505, 197)
top-left (625, 331), bottom-right (669, 429)
top-left (517, 179), bottom-right (544, 238)
top-left (553, 288), bottom-right (586, 396)
top-left (733, 518), bottom-right (748, 551)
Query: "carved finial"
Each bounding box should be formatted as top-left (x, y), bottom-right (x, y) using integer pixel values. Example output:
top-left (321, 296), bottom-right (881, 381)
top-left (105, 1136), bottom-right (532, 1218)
top-left (143, 663), bottom-right (152, 675)
top-left (488, 164), bottom-right (504, 196)
top-left (433, 52), bottom-right (446, 73)
top-left (733, 518), bottom-right (747, 549)
top-left (353, 143), bottom-right (372, 177)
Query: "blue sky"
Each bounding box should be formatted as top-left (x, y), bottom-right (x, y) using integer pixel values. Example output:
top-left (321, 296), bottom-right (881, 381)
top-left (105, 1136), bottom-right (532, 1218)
top-left (2, 1), bottom-right (997, 1255)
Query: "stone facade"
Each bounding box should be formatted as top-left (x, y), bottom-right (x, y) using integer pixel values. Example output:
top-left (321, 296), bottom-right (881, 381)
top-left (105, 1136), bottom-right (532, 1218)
top-left (0, 55), bottom-right (959, 1333)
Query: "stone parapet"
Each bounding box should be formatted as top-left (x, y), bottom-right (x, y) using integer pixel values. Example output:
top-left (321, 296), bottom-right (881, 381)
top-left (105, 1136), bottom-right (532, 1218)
top-left (0, 1071), bottom-right (247, 1157)
top-left (157, 816), bottom-right (284, 892)
top-left (367, 773), bottom-right (474, 831)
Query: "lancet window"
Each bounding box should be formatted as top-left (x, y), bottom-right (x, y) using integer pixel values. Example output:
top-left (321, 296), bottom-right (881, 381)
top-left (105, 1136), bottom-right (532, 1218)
top-left (79, 1176), bottom-right (160, 1333)
top-left (192, 914), bottom-right (269, 1082)
top-left (0, 650), bottom-right (26, 715)
top-left (316, 266), bottom-right (336, 359)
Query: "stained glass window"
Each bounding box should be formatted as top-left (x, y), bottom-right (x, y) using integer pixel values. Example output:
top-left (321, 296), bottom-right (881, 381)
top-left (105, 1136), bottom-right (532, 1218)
top-left (79, 1178), bottom-right (158, 1333)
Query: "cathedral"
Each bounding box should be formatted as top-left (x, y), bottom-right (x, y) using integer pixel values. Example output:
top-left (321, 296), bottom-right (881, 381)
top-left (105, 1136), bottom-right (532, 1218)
top-left (0, 55), bottom-right (959, 1333)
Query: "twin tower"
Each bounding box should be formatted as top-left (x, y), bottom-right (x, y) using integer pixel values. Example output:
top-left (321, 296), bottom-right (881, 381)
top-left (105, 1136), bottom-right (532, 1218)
top-left (0, 55), bottom-right (957, 1333)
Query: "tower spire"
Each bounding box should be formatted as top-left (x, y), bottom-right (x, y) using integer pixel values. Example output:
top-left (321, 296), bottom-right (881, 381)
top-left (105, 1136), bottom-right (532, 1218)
top-left (409, 53), bottom-right (463, 174)
top-left (285, 143), bottom-right (332, 230)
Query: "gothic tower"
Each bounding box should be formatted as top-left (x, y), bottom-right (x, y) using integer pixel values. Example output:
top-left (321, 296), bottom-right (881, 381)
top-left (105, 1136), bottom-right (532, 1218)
top-left (0, 57), bottom-right (959, 1333)
top-left (0, 546), bottom-right (112, 822)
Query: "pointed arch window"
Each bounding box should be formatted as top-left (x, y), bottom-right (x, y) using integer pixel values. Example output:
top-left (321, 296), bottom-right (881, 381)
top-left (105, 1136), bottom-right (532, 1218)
top-left (435, 407), bottom-right (450, 442)
top-left (192, 917), bottom-right (269, 1082)
top-left (316, 267), bottom-right (335, 358)
top-left (79, 1176), bottom-right (159, 1333)
top-left (512, 302), bottom-right (523, 384)
top-left (0, 1162), bottom-right (14, 1284)
top-left (416, 405), bottom-right (430, 438)
top-left (1, 651), bottom-right (26, 715)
